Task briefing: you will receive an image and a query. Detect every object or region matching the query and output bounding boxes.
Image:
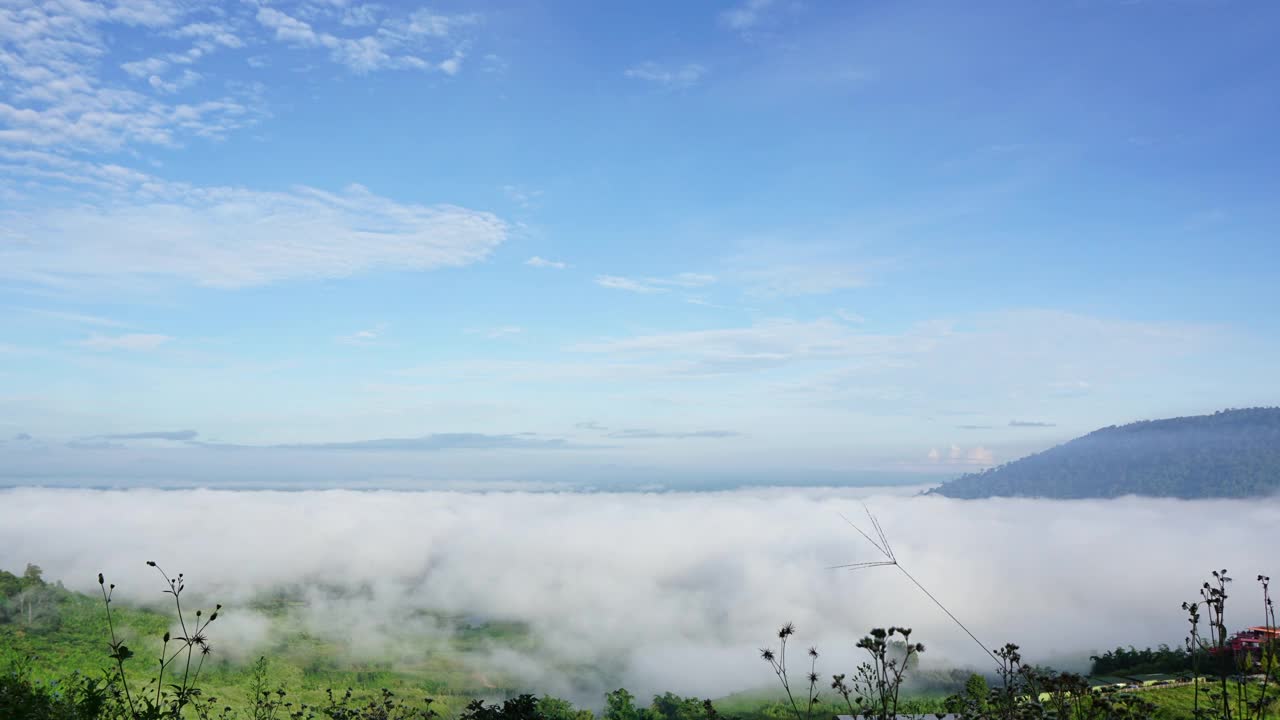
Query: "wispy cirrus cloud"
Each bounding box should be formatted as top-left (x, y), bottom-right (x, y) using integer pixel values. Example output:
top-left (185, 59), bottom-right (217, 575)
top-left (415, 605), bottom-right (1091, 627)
top-left (719, 0), bottom-right (778, 34)
top-left (1009, 420), bottom-right (1056, 428)
top-left (625, 62), bottom-right (707, 89)
top-left (504, 185), bottom-right (542, 208)
top-left (0, 150), bottom-right (154, 193)
top-left (242, 433), bottom-right (585, 452)
top-left (525, 256), bottom-right (567, 269)
top-left (595, 275), bottom-right (665, 293)
top-left (606, 428), bottom-right (741, 440)
top-left (1, 178), bottom-right (508, 289)
top-left (254, 5), bottom-right (476, 75)
top-left (467, 326), bottom-right (524, 340)
top-left (78, 333), bottom-right (171, 351)
top-left (570, 318), bottom-right (901, 374)
top-left (94, 429), bottom-right (198, 441)
top-left (16, 307), bottom-right (127, 328)
top-left (338, 325), bottom-right (387, 346)
top-left (594, 272), bottom-right (716, 293)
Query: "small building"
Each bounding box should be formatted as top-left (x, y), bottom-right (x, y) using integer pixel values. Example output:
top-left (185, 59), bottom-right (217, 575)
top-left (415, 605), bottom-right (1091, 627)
top-left (1220, 626), bottom-right (1280, 660)
top-left (1230, 627), bottom-right (1280, 651)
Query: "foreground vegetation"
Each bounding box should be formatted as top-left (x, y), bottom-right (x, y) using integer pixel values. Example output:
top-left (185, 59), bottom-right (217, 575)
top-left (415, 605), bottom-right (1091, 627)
top-left (2, 564), bottom-right (1277, 719)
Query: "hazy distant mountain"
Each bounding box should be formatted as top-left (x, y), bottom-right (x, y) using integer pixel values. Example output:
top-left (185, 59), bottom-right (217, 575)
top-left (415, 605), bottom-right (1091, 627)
top-left (929, 408), bottom-right (1280, 499)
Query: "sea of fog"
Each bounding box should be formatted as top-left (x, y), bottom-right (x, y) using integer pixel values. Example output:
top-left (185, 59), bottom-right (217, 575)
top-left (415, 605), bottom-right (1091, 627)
top-left (2, 486), bottom-right (1277, 702)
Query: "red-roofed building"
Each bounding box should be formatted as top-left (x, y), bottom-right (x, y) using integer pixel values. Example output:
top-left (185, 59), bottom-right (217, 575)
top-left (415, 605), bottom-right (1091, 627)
top-left (1225, 626), bottom-right (1280, 659)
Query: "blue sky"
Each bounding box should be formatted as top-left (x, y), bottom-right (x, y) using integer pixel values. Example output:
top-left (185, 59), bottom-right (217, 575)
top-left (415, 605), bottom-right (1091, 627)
top-left (1, 0), bottom-right (1277, 486)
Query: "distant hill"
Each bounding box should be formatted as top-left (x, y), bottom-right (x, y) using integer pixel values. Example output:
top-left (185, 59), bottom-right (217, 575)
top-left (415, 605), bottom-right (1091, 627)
top-left (928, 408), bottom-right (1280, 499)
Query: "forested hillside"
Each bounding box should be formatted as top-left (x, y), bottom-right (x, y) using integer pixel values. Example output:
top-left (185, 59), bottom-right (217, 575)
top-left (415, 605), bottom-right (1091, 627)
top-left (930, 408), bottom-right (1280, 499)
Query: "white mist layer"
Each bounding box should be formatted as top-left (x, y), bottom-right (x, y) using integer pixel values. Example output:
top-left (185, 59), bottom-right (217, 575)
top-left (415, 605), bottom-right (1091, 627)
top-left (2, 487), bottom-right (1277, 702)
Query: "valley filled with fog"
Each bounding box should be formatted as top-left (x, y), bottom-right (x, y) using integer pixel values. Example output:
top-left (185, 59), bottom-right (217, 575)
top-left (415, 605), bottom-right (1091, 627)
top-left (3, 486), bottom-right (1275, 703)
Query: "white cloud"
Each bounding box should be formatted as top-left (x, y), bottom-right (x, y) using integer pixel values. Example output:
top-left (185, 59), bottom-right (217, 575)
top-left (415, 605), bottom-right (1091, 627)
top-left (566, 311), bottom-right (1214, 401)
top-left (659, 272), bottom-right (717, 288)
top-left (740, 263), bottom-right (867, 297)
top-left (148, 69), bottom-right (202, 94)
top-left (78, 333), bottom-right (171, 351)
top-left (719, 0), bottom-right (776, 32)
top-left (525, 256), bottom-right (567, 270)
top-left (727, 244), bottom-right (873, 297)
top-left (594, 272), bottom-right (716, 293)
top-left (595, 275), bottom-right (666, 293)
top-left (572, 318), bottom-right (901, 366)
top-left (4, 488), bottom-right (1277, 703)
top-left (926, 444), bottom-right (991, 466)
top-left (0, 2), bottom-right (264, 152)
top-left (467, 326), bottom-right (523, 340)
top-left (0, 179), bottom-right (509, 288)
top-left (173, 21), bottom-right (244, 48)
top-left (0, 150), bottom-right (155, 192)
top-left (17, 308), bottom-right (127, 328)
top-left (438, 53), bottom-right (463, 76)
top-left (253, 4), bottom-right (477, 75)
top-left (503, 184), bottom-right (543, 208)
top-left (624, 62), bottom-right (707, 89)
top-left (338, 325), bottom-right (386, 346)
top-left (122, 57), bottom-right (171, 78)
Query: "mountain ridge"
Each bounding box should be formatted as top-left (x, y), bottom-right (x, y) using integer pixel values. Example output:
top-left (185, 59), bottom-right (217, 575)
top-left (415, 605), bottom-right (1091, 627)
top-left (928, 407), bottom-right (1280, 499)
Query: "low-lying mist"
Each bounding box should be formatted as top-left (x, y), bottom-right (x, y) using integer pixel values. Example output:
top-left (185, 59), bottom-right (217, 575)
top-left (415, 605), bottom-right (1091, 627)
top-left (2, 486), bottom-right (1276, 703)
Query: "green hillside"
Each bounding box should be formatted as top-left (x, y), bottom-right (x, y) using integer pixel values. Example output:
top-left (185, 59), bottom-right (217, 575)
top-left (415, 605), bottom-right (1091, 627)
top-left (0, 564), bottom-right (536, 715)
top-left (930, 407), bottom-right (1280, 499)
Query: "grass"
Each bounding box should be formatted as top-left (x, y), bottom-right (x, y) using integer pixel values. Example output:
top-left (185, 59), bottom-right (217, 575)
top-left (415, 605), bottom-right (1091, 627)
top-left (0, 581), bottom-right (538, 716)
top-left (1140, 680), bottom-right (1280, 720)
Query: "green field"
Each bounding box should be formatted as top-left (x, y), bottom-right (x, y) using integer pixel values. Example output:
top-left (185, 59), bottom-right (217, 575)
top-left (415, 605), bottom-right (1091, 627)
top-left (0, 574), bottom-right (548, 716)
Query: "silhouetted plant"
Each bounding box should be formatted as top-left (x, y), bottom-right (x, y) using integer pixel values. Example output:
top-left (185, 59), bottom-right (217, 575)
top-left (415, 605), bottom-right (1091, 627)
top-left (835, 627), bottom-right (922, 720)
top-left (97, 562), bottom-right (222, 719)
top-left (758, 623), bottom-right (818, 720)
top-left (762, 624), bottom-right (926, 720)
top-left (1252, 575), bottom-right (1277, 720)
